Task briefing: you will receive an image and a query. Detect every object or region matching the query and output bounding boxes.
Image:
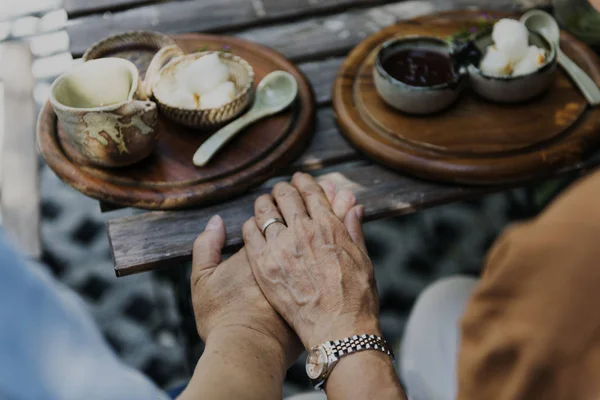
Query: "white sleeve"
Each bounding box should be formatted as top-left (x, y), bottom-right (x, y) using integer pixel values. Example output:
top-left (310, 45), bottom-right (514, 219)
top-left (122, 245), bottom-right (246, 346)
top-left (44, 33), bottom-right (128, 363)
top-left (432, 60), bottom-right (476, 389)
top-left (0, 229), bottom-right (170, 400)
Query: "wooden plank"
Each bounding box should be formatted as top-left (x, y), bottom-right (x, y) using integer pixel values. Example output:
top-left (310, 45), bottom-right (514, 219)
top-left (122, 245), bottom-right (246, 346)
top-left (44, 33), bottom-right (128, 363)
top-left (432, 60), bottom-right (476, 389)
top-left (66, 0), bottom-right (517, 56)
top-left (107, 163), bottom-right (485, 276)
top-left (109, 147), bottom-right (600, 276)
top-left (260, 0), bottom-right (389, 16)
top-left (0, 43), bottom-right (41, 259)
top-left (293, 108), bottom-right (358, 170)
top-left (65, 0), bottom-right (393, 55)
top-left (237, 0), bottom-right (520, 62)
top-left (64, 0), bottom-right (158, 18)
top-left (300, 57), bottom-right (343, 104)
top-left (67, 0), bottom-right (258, 55)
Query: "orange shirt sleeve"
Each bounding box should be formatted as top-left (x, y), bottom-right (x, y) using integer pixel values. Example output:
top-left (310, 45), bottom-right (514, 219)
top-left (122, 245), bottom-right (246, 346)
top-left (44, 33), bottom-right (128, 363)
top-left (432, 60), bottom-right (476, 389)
top-left (458, 169), bottom-right (600, 400)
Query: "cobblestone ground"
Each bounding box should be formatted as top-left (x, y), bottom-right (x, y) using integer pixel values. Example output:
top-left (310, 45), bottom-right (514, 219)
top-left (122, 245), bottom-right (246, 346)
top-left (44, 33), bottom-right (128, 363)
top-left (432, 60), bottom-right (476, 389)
top-left (39, 157), bottom-right (534, 394)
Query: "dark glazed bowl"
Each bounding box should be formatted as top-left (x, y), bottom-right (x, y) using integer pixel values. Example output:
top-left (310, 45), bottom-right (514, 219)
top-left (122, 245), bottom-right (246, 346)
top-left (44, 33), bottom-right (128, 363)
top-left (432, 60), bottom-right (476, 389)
top-left (468, 29), bottom-right (557, 103)
top-left (373, 36), bottom-right (467, 115)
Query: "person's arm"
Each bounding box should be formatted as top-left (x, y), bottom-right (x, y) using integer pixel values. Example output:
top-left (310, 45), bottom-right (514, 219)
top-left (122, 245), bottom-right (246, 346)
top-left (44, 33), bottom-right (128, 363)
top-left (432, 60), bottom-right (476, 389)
top-left (180, 215), bottom-right (295, 400)
top-left (183, 182), bottom-right (362, 400)
top-left (326, 351), bottom-right (405, 399)
top-left (306, 312), bottom-right (405, 399)
top-left (0, 229), bottom-right (167, 400)
top-left (242, 172), bottom-right (407, 400)
top-left (458, 169), bottom-right (600, 399)
top-left (178, 328), bottom-right (287, 400)
top-left (306, 310), bottom-right (405, 399)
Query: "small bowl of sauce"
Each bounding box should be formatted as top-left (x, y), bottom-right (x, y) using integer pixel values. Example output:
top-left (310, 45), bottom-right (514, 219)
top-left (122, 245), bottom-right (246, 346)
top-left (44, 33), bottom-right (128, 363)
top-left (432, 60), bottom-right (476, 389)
top-left (373, 36), bottom-right (466, 115)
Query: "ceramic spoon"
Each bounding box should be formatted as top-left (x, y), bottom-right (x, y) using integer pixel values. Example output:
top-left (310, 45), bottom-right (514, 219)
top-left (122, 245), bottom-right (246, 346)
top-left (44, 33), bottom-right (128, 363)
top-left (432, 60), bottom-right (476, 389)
top-left (521, 9), bottom-right (600, 106)
top-left (193, 71), bottom-right (298, 167)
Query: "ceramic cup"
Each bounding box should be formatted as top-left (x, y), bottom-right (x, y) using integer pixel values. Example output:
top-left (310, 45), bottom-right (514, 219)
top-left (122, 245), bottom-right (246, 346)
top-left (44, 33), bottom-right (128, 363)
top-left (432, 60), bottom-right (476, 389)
top-left (373, 36), bottom-right (467, 115)
top-left (468, 30), bottom-right (557, 103)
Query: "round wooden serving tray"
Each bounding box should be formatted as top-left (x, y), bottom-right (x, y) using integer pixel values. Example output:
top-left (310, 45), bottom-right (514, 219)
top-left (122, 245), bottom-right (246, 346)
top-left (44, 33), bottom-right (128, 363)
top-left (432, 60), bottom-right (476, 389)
top-left (38, 34), bottom-right (315, 209)
top-left (333, 10), bottom-right (600, 185)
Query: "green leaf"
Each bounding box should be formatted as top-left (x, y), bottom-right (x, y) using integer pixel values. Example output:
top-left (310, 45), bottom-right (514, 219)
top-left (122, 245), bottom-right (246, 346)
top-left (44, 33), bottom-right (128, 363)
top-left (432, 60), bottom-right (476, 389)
top-left (447, 21), bottom-right (493, 43)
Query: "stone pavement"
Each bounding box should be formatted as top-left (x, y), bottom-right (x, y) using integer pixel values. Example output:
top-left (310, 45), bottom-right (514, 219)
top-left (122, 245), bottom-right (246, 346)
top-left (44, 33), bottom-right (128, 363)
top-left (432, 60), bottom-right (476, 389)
top-left (39, 164), bottom-right (189, 389)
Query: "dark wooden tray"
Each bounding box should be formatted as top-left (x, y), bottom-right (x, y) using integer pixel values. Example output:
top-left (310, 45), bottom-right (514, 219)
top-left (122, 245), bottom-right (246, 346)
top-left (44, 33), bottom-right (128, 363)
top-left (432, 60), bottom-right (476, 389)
top-left (38, 34), bottom-right (315, 209)
top-left (332, 10), bottom-right (600, 185)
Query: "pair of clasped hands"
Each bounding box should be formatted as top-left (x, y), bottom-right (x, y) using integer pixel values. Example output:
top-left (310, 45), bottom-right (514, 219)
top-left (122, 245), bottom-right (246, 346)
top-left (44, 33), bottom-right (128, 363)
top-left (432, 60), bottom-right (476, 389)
top-left (180, 173), bottom-right (405, 400)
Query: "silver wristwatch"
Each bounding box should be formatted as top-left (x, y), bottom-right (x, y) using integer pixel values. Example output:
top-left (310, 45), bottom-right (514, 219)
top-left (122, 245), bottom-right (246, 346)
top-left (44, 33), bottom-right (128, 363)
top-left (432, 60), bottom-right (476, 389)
top-left (305, 334), bottom-right (395, 390)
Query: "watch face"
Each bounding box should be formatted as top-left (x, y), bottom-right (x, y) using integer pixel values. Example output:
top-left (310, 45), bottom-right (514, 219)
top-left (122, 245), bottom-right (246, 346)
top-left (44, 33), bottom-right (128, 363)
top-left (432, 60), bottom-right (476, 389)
top-left (306, 346), bottom-right (328, 380)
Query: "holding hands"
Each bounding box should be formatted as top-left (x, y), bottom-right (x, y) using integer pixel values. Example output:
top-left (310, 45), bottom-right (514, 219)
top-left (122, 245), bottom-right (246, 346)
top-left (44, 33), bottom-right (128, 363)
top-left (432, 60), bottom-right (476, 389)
top-left (190, 173), bottom-right (373, 357)
top-left (188, 173), bottom-right (404, 399)
top-left (242, 173), bottom-right (380, 350)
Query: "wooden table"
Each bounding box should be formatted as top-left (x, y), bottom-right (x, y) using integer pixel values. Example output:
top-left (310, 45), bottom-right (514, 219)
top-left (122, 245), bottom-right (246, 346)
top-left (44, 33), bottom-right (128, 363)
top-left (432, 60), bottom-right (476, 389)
top-left (62, 0), bottom-right (600, 277)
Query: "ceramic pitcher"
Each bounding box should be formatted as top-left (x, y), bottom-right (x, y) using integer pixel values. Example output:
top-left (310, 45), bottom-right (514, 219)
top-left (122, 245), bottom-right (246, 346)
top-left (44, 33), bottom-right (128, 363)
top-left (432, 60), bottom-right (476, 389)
top-left (49, 45), bottom-right (183, 167)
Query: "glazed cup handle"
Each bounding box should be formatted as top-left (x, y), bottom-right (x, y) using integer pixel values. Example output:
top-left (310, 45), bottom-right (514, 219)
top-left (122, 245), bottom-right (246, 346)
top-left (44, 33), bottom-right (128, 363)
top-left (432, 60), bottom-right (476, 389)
top-left (139, 44), bottom-right (185, 100)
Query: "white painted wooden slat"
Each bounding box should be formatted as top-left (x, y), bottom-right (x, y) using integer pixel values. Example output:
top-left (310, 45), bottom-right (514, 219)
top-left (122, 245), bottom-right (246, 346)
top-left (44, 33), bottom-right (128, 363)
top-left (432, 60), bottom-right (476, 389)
top-left (32, 52), bottom-right (73, 79)
top-left (0, 80), bottom-right (4, 223)
top-left (29, 30), bottom-right (69, 57)
top-left (0, 42), bottom-right (41, 258)
top-left (37, 9), bottom-right (67, 33)
top-left (0, 0), bottom-right (62, 22)
top-left (10, 16), bottom-right (39, 38)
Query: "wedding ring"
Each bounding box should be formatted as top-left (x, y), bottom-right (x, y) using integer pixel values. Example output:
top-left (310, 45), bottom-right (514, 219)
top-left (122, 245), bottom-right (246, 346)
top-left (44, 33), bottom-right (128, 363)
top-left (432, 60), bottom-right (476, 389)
top-left (261, 217), bottom-right (286, 235)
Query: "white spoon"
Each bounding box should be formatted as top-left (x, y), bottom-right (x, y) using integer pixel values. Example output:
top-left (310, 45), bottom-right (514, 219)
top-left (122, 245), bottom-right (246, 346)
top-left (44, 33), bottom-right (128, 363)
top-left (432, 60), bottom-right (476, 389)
top-left (521, 9), bottom-right (600, 106)
top-left (193, 71), bottom-right (298, 167)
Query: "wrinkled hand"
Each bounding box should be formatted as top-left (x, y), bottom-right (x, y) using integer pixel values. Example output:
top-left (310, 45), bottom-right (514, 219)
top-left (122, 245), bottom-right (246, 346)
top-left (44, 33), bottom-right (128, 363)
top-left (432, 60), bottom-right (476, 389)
top-left (191, 179), bottom-right (361, 365)
top-left (242, 173), bottom-right (380, 349)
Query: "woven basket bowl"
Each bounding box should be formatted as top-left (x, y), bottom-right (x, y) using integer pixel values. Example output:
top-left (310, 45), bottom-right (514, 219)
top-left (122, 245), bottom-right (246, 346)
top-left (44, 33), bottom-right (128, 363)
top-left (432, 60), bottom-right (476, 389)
top-left (152, 51), bottom-right (255, 130)
top-left (82, 31), bottom-right (176, 62)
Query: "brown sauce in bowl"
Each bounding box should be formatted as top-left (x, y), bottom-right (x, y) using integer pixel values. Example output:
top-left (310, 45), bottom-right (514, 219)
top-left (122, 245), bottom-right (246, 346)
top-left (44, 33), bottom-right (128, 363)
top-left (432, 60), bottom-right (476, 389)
top-left (381, 49), bottom-right (456, 87)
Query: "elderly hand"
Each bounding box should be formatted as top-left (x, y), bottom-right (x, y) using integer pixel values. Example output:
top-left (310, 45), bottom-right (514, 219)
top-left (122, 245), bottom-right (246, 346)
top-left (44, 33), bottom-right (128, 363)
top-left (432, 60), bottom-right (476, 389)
top-left (191, 179), bottom-right (362, 365)
top-left (242, 172), bottom-right (379, 350)
top-left (192, 215), bottom-right (298, 365)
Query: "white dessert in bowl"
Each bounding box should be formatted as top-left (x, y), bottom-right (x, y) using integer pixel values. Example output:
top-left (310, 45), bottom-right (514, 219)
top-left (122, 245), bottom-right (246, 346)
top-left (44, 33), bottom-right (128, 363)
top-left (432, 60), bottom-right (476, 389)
top-left (468, 18), bottom-right (557, 103)
top-left (151, 51), bottom-right (255, 129)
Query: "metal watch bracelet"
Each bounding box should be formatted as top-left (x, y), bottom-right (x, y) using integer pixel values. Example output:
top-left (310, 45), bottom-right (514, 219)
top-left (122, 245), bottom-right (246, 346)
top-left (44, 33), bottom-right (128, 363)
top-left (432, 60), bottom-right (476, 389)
top-left (306, 334), bottom-right (395, 390)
